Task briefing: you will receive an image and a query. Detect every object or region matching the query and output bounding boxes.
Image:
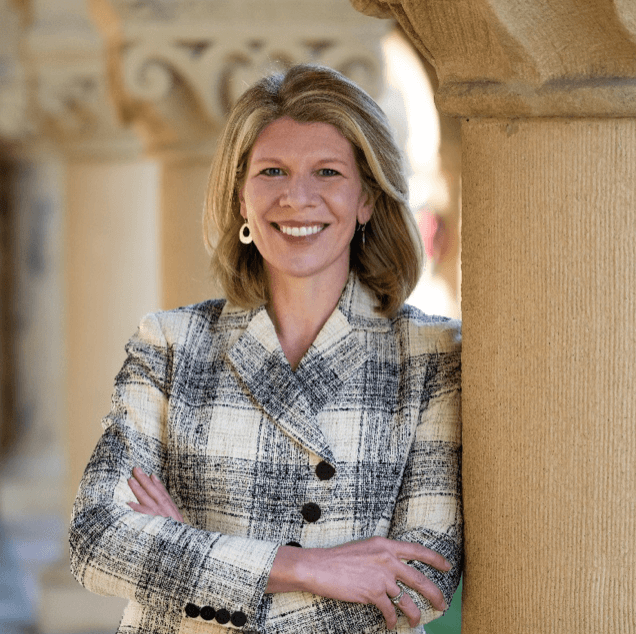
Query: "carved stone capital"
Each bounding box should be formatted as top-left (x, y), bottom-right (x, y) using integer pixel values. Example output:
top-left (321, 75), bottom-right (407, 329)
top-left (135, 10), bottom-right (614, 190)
top-left (350, 0), bottom-right (636, 117)
top-left (15, 3), bottom-right (140, 158)
top-left (94, 0), bottom-right (391, 158)
top-left (35, 64), bottom-right (140, 158)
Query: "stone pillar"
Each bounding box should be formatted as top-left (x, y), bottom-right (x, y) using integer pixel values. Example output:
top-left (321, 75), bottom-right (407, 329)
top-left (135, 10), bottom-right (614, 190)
top-left (351, 1), bottom-right (636, 632)
top-left (38, 157), bottom-right (159, 633)
top-left (462, 116), bottom-right (636, 633)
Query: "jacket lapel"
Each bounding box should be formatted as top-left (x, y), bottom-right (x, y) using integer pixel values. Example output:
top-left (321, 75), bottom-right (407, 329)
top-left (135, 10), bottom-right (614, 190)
top-left (226, 308), bottom-right (336, 464)
top-left (225, 276), bottom-right (385, 464)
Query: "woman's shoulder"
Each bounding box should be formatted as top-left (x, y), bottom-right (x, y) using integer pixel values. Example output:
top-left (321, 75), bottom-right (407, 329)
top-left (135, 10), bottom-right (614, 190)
top-left (392, 303), bottom-right (462, 354)
top-left (133, 298), bottom-right (257, 348)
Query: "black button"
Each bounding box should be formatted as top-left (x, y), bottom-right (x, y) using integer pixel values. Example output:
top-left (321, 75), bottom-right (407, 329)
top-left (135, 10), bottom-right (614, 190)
top-left (286, 540), bottom-right (302, 548)
top-left (231, 610), bottom-right (248, 627)
top-left (200, 606), bottom-right (215, 621)
top-left (301, 502), bottom-right (321, 522)
top-left (185, 603), bottom-right (200, 618)
top-left (216, 608), bottom-right (231, 624)
top-left (315, 461), bottom-right (336, 480)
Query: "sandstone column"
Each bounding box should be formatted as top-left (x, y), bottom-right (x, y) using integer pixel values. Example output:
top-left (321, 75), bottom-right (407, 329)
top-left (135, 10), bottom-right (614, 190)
top-left (350, 1), bottom-right (636, 632)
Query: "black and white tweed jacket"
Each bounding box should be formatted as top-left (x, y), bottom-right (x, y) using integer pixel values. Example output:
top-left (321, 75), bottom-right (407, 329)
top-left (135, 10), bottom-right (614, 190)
top-left (70, 275), bottom-right (462, 634)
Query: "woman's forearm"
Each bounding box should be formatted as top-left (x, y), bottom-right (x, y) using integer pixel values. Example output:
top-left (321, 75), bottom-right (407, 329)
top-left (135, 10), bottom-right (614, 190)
top-left (265, 545), bottom-right (314, 594)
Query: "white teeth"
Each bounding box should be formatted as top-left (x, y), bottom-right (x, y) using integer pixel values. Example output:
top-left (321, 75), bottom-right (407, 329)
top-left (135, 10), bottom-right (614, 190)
top-left (279, 224), bottom-right (324, 237)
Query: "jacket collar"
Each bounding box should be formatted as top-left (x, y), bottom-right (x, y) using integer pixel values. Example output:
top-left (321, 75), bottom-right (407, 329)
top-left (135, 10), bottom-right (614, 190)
top-left (224, 275), bottom-right (389, 463)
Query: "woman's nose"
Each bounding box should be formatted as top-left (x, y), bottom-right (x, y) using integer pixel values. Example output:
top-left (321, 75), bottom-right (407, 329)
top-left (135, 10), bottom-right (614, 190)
top-left (279, 175), bottom-right (317, 209)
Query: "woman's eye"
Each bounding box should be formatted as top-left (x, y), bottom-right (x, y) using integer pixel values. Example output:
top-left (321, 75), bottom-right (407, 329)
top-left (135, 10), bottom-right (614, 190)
top-left (318, 168), bottom-right (340, 177)
top-left (260, 167), bottom-right (284, 176)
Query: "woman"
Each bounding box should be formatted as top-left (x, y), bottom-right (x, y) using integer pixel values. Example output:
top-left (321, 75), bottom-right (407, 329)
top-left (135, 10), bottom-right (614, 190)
top-left (70, 64), bottom-right (462, 634)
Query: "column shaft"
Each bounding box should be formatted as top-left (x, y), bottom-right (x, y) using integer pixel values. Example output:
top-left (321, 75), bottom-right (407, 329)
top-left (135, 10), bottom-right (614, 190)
top-left (160, 159), bottom-right (219, 309)
top-left (461, 117), bottom-right (636, 633)
top-left (46, 159), bottom-right (160, 634)
top-left (65, 159), bottom-right (160, 512)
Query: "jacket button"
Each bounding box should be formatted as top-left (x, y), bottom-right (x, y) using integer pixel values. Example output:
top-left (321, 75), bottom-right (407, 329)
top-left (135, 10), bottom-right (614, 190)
top-left (315, 461), bottom-right (335, 480)
top-left (231, 611), bottom-right (248, 627)
top-left (215, 608), bottom-right (231, 624)
top-left (185, 603), bottom-right (200, 618)
top-left (200, 606), bottom-right (215, 621)
top-left (301, 502), bottom-right (321, 522)
top-left (286, 541), bottom-right (302, 548)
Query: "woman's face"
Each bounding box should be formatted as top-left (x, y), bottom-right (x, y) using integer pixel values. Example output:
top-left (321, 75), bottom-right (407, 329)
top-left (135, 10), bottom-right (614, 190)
top-left (239, 117), bottom-right (373, 290)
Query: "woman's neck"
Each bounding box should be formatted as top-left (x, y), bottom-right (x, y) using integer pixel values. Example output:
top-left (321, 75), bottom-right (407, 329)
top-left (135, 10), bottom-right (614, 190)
top-left (266, 270), bottom-right (349, 371)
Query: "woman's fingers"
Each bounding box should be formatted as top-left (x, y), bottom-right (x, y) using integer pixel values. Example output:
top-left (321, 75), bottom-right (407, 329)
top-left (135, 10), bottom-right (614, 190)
top-left (151, 474), bottom-right (184, 522)
top-left (127, 471), bottom-right (156, 508)
top-left (397, 564), bottom-right (447, 612)
top-left (127, 468), bottom-right (183, 522)
top-left (376, 592), bottom-right (399, 630)
top-left (387, 586), bottom-right (421, 629)
top-left (394, 541), bottom-right (451, 573)
top-left (391, 543), bottom-right (449, 612)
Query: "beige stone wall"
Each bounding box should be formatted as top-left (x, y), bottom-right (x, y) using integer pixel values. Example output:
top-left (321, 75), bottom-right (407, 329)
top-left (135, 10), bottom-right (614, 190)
top-left (461, 118), bottom-right (636, 632)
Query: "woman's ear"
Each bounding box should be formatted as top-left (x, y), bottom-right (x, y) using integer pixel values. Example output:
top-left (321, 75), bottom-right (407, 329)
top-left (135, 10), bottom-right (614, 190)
top-left (358, 189), bottom-right (378, 225)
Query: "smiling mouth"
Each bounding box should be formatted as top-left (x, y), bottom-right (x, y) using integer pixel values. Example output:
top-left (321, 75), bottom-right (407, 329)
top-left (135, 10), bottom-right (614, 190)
top-left (274, 223), bottom-right (326, 237)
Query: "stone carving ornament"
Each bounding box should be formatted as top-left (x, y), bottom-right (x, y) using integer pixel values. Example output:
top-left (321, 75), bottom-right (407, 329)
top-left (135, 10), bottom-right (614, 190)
top-left (349, 0), bottom-right (636, 117)
top-left (121, 36), bottom-right (382, 129)
top-left (93, 0), bottom-right (390, 154)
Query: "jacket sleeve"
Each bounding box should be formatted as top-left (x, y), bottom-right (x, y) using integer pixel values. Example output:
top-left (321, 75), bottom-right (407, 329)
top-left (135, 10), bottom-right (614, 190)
top-left (69, 312), bottom-right (280, 630)
top-left (387, 320), bottom-right (463, 626)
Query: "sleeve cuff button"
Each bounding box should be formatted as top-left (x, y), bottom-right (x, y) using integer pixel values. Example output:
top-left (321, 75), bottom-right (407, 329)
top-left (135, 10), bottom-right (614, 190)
top-left (200, 606), bottom-right (216, 621)
top-left (231, 611), bottom-right (248, 627)
top-left (185, 603), bottom-right (200, 618)
top-left (215, 608), bottom-right (230, 624)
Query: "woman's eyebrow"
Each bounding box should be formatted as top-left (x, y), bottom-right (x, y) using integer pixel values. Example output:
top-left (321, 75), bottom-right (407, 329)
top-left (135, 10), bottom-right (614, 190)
top-left (315, 158), bottom-right (349, 166)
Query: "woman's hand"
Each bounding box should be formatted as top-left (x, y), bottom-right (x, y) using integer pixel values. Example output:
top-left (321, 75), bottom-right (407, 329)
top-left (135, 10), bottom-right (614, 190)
top-left (127, 467), bottom-right (184, 523)
top-left (267, 536), bottom-right (450, 629)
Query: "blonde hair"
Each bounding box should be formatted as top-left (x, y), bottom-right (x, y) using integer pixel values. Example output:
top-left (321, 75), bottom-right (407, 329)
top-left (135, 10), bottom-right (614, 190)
top-left (204, 64), bottom-right (423, 317)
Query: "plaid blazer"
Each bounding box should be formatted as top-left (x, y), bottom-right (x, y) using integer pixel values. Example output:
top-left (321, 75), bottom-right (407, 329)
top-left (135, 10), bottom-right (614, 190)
top-left (70, 275), bottom-right (462, 634)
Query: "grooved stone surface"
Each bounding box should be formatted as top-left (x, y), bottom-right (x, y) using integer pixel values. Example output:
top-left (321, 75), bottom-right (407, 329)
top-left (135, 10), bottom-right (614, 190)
top-left (461, 118), bottom-right (636, 633)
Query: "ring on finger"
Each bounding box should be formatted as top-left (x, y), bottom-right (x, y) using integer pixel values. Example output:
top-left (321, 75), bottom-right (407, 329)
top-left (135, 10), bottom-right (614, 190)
top-left (389, 588), bottom-right (405, 605)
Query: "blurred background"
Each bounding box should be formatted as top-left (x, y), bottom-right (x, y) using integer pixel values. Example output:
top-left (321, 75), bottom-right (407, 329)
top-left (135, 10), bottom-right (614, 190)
top-left (0, 1), bottom-right (461, 632)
